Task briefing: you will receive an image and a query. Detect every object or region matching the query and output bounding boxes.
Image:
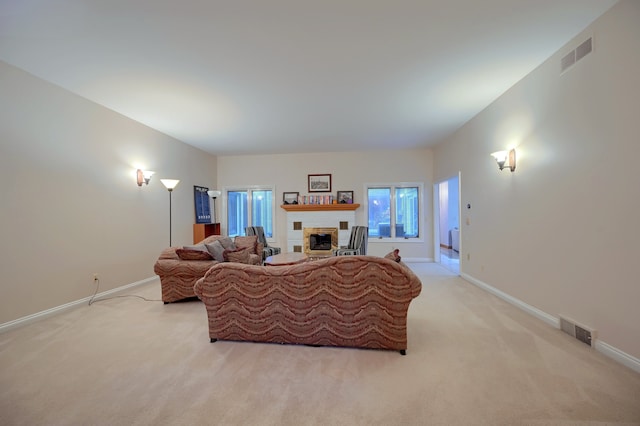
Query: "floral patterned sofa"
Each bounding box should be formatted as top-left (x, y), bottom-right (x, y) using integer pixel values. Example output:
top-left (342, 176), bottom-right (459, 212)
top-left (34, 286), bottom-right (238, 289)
top-left (154, 234), bottom-right (263, 303)
top-left (193, 255), bottom-right (422, 354)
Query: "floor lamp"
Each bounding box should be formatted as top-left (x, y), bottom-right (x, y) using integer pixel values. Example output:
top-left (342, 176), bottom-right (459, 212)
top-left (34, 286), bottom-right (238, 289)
top-left (160, 179), bottom-right (180, 246)
top-left (207, 190), bottom-right (222, 223)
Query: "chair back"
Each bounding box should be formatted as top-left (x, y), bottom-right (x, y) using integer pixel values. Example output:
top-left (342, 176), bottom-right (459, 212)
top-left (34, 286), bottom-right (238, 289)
top-left (245, 226), bottom-right (267, 245)
top-left (347, 226), bottom-right (368, 255)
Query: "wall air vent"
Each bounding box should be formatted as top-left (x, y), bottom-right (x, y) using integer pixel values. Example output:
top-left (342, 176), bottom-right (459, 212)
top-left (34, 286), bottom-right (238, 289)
top-left (561, 36), bottom-right (593, 73)
top-left (575, 37), bottom-right (592, 61)
top-left (561, 51), bottom-right (576, 72)
top-left (559, 315), bottom-right (596, 347)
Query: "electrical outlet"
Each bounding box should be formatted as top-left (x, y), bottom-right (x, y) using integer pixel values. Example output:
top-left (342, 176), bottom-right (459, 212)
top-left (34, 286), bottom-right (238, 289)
top-left (93, 273), bottom-right (99, 282)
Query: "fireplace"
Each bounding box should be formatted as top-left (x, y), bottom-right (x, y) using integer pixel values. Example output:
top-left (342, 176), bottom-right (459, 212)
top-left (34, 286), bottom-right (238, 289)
top-left (283, 208), bottom-right (357, 254)
top-left (303, 227), bottom-right (338, 256)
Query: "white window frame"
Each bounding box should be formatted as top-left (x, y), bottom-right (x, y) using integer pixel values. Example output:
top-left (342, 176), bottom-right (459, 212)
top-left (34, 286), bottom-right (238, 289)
top-left (222, 185), bottom-right (277, 240)
top-left (364, 182), bottom-right (425, 244)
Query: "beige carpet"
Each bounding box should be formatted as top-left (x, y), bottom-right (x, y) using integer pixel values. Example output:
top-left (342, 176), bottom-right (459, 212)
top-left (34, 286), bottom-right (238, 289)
top-left (1, 263), bottom-right (639, 426)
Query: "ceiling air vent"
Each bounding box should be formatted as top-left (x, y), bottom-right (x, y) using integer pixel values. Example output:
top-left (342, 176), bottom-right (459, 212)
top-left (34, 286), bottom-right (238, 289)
top-left (561, 36), bottom-right (593, 73)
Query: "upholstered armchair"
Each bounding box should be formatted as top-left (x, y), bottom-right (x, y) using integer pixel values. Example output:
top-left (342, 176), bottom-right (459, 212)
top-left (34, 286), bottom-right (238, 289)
top-left (334, 226), bottom-right (368, 256)
top-left (245, 226), bottom-right (281, 261)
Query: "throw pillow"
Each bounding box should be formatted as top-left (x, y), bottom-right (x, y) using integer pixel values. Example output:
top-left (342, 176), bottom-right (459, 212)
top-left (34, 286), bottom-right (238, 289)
top-left (223, 247), bottom-right (252, 264)
top-left (182, 244), bottom-right (208, 252)
top-left (384, 249), bottom-right (401, 263)
top-left (176, 248), bottom-right (213, 261)
top-left (205, 240), bottom-right (226, 262)
top-left (234, 235), bottom-right (259, 255)
top-left (218, 237), bottom-right (236, 251)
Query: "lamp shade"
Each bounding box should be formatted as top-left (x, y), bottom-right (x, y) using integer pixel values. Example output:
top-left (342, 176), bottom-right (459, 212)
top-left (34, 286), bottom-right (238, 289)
top-left (160, 179), bottom-right (180, 190)
top-left (207, 190), bottom-right (222, 198)
top-left (136, 169), bottom-right (155, 186)
top-left (490, 151), bottom-right (508, 164)
top-left (490, 149), bottom-right (516, 171)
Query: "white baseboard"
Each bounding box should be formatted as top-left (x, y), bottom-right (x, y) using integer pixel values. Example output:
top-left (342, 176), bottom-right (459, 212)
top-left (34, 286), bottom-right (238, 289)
top-left (461, 273), bottom-right (558, 328)
top-left (461, 273), bottom-right (640, 374)
top-left (595, 340), bottom-right (640, 374)
top-left (0, 276), bottom-right (158, 334)
top-left (403, 257), bottom-right (434, 263)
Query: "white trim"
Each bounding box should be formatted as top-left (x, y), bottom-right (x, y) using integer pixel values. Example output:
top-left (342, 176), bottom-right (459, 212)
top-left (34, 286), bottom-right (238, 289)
top-left (222, 185), bottom-right (277, 240)
top-left (461, 273), bottom-right (558, 327)
top-left (363, 181), bottom-right (425, 240)
top-left (461, 272), bottom-right (640, 374)
top-left (403, 257), bottom-right (433, 263)
top-left (595, 341), bottom-right (640, 374)
top-left (0, 276), bottom-right (158, 334)
top-left (433, 182), bottom-right (441, 263)
top-left (460, 273), bottom-right (560, 329)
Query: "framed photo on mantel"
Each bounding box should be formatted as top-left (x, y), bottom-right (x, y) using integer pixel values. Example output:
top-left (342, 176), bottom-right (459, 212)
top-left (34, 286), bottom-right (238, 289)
top-left (308, 174), bottom-right (332, 193)
top-left (283, 192), bottom-right (299, 204)
top-left (337, 191), bottom-right (354, 204)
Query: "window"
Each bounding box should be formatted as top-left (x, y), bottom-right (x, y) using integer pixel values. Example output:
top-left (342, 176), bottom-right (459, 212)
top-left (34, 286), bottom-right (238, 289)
top-left (367, 185), bottom-right (420, 239)
top-left (226, 187), bottom-right (274, 238)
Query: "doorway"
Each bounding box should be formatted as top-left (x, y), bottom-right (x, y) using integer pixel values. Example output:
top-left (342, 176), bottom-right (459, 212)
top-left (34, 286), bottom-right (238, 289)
top-left (434, 174), bottom-right (460, 274)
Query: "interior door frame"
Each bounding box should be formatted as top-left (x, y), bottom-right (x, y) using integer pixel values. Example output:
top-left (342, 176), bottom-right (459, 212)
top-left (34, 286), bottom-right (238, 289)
top-left (433, 172), bottom-right (461, 271)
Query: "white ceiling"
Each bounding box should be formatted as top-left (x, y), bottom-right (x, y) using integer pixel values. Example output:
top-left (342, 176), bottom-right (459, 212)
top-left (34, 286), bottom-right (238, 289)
top-left (0, 0), bottom-right (617, 156)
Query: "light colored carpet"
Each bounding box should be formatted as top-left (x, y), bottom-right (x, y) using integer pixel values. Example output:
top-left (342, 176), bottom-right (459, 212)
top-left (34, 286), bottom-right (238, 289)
top-left (1, 263), bottom-right (639, 426)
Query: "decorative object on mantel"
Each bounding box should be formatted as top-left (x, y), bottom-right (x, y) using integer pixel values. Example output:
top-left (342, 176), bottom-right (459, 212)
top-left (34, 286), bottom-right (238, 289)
top-left (281, 203), bottom-right (360, 212)
top-left (297, 194), bottom-right (334, 205)
top-left (194, 186), bottom-right (211, 224)
top-left (283, 192), bottom-right (299, 204)
top-left (337, 191), bottom-right (354, 204)
top-left (308, 174), bottom-right (332, 193)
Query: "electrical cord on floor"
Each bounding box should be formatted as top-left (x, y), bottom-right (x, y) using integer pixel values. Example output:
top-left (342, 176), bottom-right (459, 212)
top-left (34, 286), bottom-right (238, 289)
top-left (88, 277), bottom-right (162, 305)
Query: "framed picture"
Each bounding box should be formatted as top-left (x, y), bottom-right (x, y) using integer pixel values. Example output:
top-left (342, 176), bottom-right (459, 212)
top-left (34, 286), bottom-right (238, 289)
top-left (194, 186), bottom-right (211, 224)
top-left (337, 190), bottom-right (354, 204)
top-left (283, 191), bottom-right (299, 204)
top-left (308, 174), bottom-right (332, 193)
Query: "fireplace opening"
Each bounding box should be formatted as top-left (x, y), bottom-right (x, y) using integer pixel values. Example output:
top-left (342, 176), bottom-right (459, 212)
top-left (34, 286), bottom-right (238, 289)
top-left (310, 233), bottom-right (332, 251)
top-left (303, 227), bottom-right (338, 256)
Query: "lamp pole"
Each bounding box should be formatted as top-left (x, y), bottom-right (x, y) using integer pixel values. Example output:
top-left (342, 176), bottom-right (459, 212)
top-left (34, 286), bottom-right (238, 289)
top-left (168, 188), bottom-right (173, 246)
top-left (160, 179), bottom-right (180, 246)
top-left (207, 190), bottom-right (222, 224)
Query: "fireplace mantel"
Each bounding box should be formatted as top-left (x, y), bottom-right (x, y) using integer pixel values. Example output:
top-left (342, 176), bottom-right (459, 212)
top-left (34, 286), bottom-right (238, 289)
top-left (280, 203), bottom-right (360, 212)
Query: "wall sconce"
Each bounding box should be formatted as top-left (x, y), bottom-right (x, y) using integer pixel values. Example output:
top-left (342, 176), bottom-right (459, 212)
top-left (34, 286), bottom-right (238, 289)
top-left (136, 169), bottom-right (155, 186)
top-left (207, 190), bottom-right (222, 223)
top-left (490, 149), bottom-right (516, 172)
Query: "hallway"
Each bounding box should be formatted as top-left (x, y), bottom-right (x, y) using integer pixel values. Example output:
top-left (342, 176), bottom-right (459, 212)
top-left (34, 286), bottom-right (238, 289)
top-left (440, 246), bottom-right (459, 275)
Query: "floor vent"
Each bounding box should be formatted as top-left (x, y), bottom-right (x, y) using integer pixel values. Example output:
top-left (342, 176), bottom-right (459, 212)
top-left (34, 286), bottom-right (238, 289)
top-left (561, 36), bottom-right (593, 73)
top-left (559, 316), bottom-right (596, 347)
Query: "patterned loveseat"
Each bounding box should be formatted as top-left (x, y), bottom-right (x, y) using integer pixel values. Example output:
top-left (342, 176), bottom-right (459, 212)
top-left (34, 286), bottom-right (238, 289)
top-left (193, 255), bottom-right (422, 354)
top-left (154, 235), bottom-right (263, 303)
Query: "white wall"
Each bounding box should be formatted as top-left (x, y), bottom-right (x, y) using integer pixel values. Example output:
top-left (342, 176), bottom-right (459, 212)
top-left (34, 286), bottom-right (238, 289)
top-left (0, 61), bottom-right (217, 324)
top-left (433, 0), bottom-right (640, 361)
top-left (216, 150), bottom-right (434, 259)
